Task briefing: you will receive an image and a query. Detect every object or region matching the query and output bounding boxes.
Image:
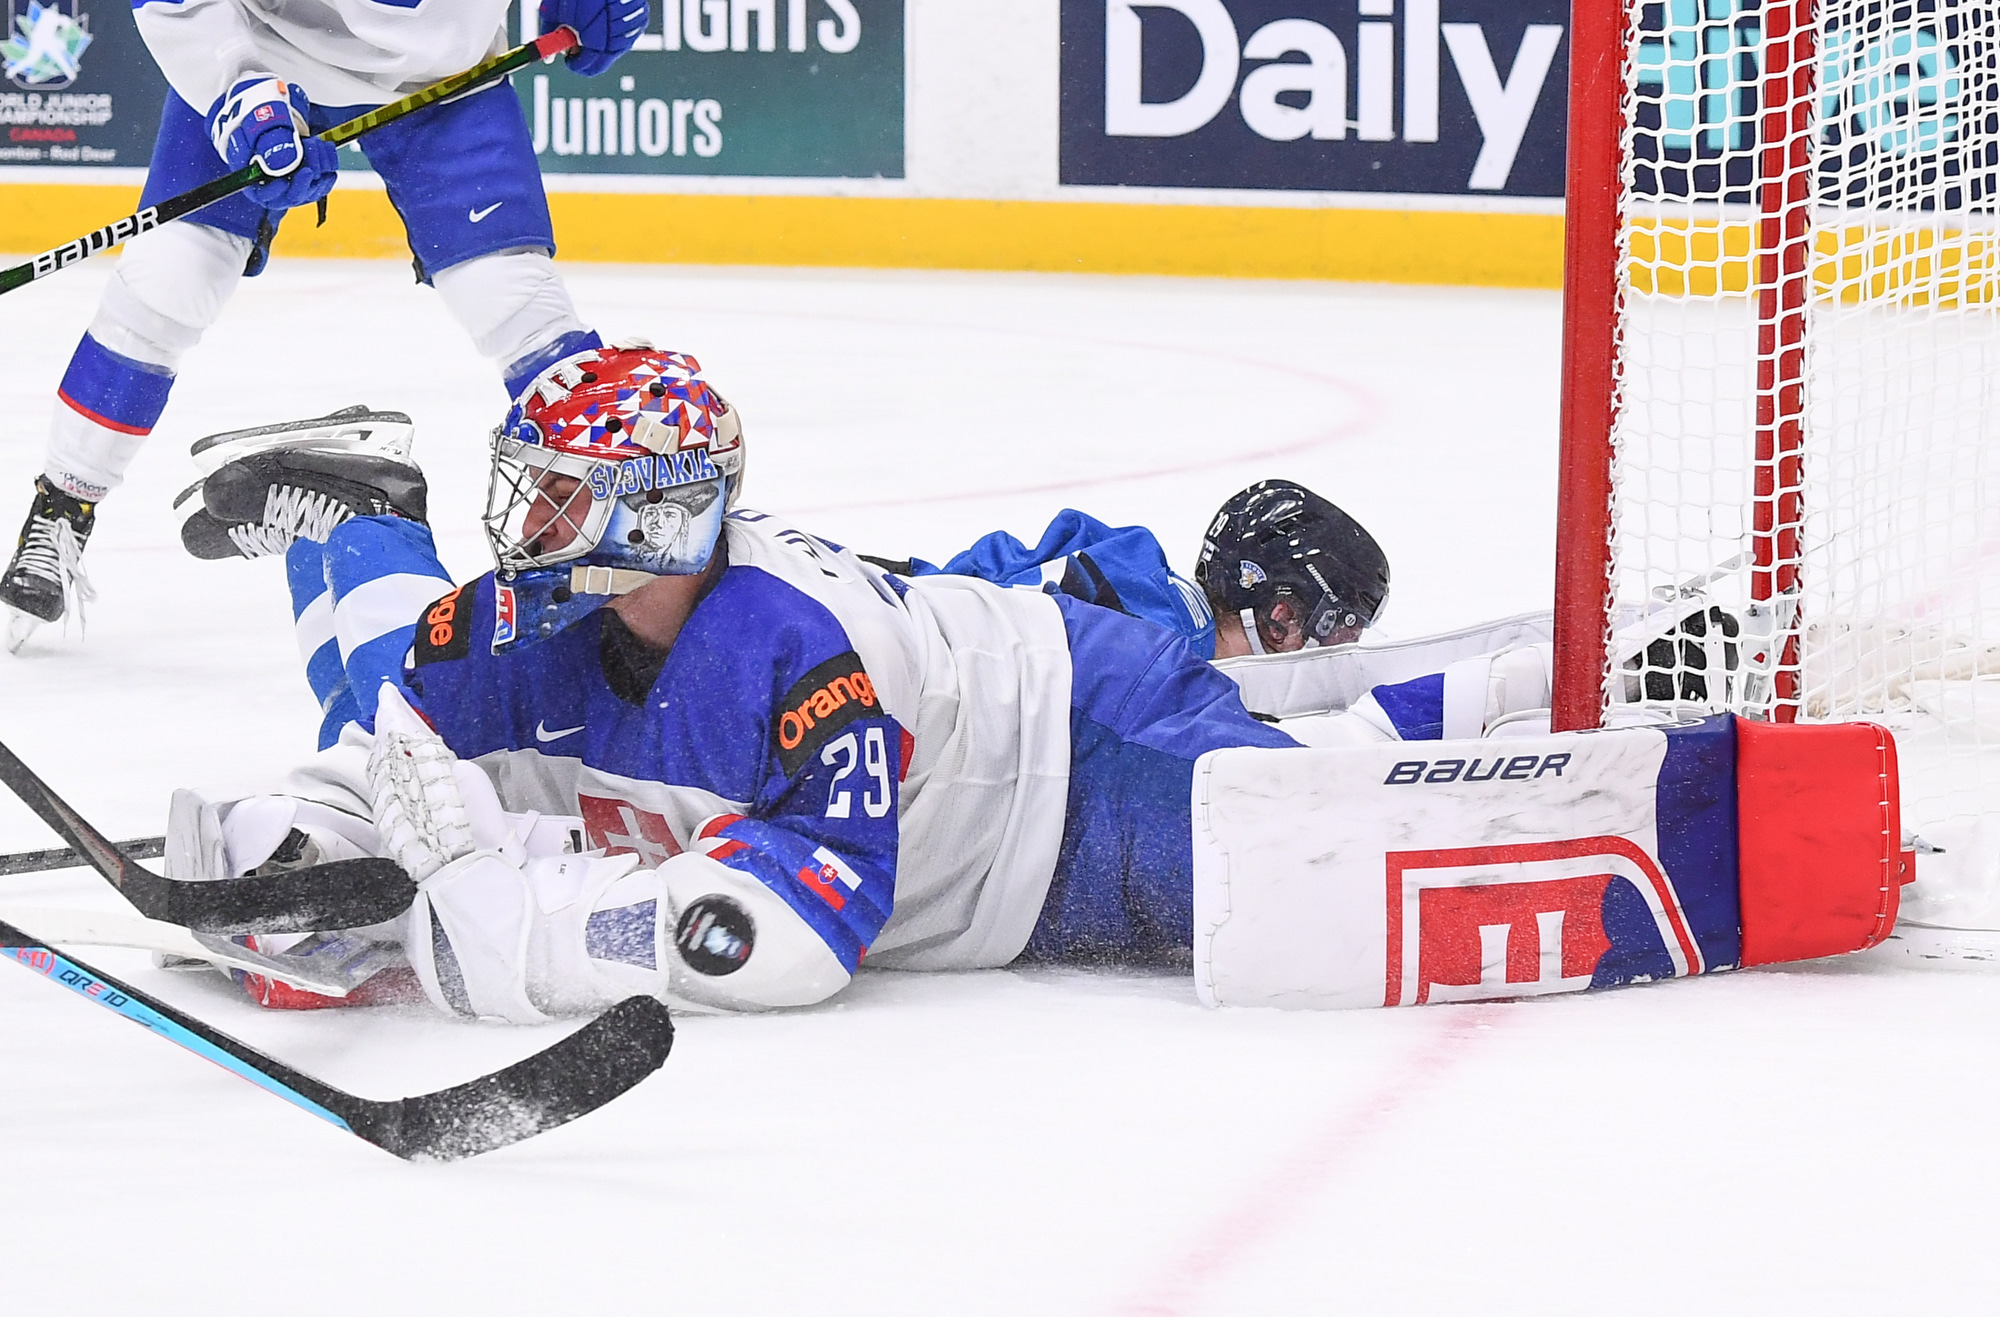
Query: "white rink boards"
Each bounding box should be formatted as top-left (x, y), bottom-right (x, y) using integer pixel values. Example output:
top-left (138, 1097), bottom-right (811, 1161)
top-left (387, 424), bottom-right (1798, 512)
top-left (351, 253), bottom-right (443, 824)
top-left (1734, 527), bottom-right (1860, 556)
top-left (2, 260), bottom-right (1998, 1315)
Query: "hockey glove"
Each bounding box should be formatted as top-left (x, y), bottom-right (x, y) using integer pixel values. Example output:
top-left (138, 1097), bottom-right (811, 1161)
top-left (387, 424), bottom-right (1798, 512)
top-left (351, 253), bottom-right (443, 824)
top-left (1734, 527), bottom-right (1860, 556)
top-left (367, 683), bottom-right (485, 880)
top-left (207, 75), bottom-right (339, 212)
top-left (539, 0), bottom-right (649, 77)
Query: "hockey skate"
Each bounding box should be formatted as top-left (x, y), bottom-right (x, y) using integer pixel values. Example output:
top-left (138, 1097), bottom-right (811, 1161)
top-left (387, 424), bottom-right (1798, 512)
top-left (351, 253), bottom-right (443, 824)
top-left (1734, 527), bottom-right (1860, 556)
top-left (172, 405), bottom-right (429, 560)
top-left (0, 477), bottom-right (97, 653)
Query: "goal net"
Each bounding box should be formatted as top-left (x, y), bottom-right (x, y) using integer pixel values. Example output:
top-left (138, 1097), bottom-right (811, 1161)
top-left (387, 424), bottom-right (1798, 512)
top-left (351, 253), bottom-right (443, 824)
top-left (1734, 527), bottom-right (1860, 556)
top-left (1555, 0), bottom-right (2000, 924)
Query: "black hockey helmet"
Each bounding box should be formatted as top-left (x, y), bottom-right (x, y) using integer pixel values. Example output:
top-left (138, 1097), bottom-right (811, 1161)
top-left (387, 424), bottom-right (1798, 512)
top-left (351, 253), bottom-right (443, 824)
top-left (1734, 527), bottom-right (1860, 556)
top-left (1195, 480), bottom-right (1390, 649)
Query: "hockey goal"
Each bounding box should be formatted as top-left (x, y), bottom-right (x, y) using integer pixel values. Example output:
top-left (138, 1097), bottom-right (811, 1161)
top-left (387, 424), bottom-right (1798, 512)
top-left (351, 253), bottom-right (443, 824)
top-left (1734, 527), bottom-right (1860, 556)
top-left (1554, 0), bottom-right (2000, 921)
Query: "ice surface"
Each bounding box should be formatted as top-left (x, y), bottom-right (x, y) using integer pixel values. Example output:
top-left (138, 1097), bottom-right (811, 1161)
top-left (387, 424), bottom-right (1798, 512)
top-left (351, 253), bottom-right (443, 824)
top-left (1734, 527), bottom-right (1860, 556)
top-left (2, 259), bottom-right (1996, 1314)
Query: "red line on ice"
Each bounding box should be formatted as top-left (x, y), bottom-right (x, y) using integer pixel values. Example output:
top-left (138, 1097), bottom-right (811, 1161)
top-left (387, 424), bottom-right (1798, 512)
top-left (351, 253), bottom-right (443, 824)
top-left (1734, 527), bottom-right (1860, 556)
top-left (1111, 1003), bottom-right (1500, 1317)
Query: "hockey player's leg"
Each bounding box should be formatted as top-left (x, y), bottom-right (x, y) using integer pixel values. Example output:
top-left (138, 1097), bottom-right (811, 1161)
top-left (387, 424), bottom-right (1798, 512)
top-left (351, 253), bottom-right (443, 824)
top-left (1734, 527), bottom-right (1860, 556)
top-left (358, 80), bottom-right (601, 396)
top-left (274, 516), bottom-right (450, 747)
top-left (1279, 644), bottom-right (1555, 746)
top-left (0, 223), bottom-right (251, 647)
top-left (1024, 597), bottom-right (1297, 963)
top-left (286, 539), bottom-right (365, 744)
top-left (435, 252), bottom-right (601, 400)
top-left (323, 518), bottom-right (453, 732)
top-left (3, 93), bottom-right (267, 646)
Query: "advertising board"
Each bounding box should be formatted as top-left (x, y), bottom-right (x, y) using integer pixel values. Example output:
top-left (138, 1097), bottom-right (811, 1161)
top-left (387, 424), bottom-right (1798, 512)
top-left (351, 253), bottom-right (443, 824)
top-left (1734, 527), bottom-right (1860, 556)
top-left (1059, 0), bottom-right (1569, 197)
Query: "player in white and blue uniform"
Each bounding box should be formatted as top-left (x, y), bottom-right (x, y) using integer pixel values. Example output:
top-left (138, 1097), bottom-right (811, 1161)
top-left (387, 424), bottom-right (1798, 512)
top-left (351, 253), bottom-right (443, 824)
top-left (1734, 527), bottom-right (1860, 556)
top-left (867, 480), bottom-right (1393, 664)
top-left (872, 513), bottom-right (1221, 657)
top-left (1, 0), bottom-right (647, 649)
top-left (169, 345), bottom-right (1300, 1017)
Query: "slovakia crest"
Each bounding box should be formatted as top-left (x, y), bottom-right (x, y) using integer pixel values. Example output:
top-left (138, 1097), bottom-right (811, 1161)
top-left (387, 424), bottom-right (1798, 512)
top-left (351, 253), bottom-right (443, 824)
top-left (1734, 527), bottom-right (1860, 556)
top-left (4, 1), bottom-right (92, 90)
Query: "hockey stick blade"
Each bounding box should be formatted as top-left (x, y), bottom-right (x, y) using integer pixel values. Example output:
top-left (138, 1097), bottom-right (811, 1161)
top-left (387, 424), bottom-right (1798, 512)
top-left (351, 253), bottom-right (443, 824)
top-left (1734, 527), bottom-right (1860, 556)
top-left (0, 737), bottom-right (412, 933)
top-left (0, 919), bottom-right (675, 1161)
top-left (0, 834), bottom-right (165, 877)
top-left (345, 996), bottom-right (677, 1160)
top-left (0, 28), bottom-right (579, 297)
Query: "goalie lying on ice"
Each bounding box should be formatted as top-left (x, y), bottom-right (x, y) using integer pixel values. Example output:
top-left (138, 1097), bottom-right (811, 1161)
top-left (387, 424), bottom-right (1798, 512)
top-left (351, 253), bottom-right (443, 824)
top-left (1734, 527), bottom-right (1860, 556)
top-left (168, 344), bottom-right (1911, 1019)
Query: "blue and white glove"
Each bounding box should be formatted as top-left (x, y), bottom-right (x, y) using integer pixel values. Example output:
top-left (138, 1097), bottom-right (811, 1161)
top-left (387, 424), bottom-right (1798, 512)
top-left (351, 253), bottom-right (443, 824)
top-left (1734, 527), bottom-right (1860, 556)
top-left (207, 75), bottom-right (339, 211)
top-left (540, 0), bottom-right (649, 77)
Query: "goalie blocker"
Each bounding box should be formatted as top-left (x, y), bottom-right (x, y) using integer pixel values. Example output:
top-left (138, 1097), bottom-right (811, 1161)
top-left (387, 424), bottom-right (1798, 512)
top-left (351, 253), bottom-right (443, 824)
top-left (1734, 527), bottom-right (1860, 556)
top-left (1193, 715), bottom-right (1911, 1008)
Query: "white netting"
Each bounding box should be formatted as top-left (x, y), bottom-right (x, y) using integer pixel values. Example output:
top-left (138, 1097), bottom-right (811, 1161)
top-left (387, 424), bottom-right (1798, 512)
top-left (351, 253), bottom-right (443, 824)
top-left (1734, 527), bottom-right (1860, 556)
top-left (1606, 0), bottom-right (2000, 921)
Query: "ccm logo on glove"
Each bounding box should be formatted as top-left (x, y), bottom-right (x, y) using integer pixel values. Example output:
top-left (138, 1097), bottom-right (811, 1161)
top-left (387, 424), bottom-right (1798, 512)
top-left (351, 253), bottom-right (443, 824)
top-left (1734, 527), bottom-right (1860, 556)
top-left (774, 650), bottom-right (878, 774)
top-left (1383, 753), bottom-right (1571, 786)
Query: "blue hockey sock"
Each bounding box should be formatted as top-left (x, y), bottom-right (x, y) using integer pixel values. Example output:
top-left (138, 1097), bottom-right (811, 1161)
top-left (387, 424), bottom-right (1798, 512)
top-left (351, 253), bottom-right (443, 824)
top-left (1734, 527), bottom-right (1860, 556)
top-left (503, 328), bottom-right (601, 400)
top-left (286, 540), bottom-right (362, 748)
top-left (323, 516), bottom-right (453, 730)
top-left (57, 334), bottom-right (174, 435)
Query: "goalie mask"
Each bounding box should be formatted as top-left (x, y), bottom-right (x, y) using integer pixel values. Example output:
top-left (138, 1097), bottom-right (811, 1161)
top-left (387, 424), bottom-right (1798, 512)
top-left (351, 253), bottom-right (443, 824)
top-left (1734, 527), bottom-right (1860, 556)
top-left (484, 342), bottom-right (746, 590)
top-left (1195, 479), bottom-right (1390, 652)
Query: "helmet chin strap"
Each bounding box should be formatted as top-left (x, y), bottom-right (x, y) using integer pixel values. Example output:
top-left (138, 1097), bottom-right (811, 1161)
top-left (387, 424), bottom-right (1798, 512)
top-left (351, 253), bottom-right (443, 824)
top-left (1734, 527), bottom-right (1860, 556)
top-left (1239, 607), bottom-right (1267, 656)
top-left (571, 565), bottom-right (656, 596)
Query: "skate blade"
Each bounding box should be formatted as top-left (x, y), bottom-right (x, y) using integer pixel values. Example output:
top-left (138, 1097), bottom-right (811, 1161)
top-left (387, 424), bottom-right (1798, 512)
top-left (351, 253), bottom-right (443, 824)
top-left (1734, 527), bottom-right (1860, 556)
top-left (187, 408), bottom-right (416, 478)
top-left (4, 608), bottom-right (40, 654)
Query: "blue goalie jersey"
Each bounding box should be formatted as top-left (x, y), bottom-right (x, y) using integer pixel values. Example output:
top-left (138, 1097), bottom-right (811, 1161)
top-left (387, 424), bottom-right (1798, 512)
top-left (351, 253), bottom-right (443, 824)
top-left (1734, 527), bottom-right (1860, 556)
top-left (365, 510), bottom-right (1078, 975)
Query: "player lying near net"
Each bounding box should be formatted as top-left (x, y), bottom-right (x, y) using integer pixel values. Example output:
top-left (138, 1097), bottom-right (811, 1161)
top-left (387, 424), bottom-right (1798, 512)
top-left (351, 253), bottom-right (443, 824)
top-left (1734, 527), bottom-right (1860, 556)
top-left (159, 344), bottom-right (1908, 1018)
top-left (0, 0), bottom-right (647, 650)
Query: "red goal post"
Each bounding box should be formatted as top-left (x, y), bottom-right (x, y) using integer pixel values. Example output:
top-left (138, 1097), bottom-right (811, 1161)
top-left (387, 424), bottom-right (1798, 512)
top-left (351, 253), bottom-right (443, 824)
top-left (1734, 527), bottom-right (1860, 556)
top-left (1553, 0), bottom-right (2000, 917)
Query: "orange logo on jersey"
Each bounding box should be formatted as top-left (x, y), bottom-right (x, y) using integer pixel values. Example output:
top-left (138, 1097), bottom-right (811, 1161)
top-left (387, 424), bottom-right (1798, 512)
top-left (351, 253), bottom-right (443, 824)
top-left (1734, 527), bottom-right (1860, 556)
top-left (425, 586), bottom-right (463, 649)
top-left (777, 668), bottom-right (877, 751)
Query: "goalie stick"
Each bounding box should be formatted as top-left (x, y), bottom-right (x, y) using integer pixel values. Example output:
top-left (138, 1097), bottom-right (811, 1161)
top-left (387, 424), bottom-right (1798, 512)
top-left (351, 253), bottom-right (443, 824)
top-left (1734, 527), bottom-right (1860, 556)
top-left (0, 27), bottom-right (581, 298)
top-left (0, 907), bottom-right (390, 997)
top-left (0, 737), bottom-right (412, 934)
top-left (0, 835), bottom-right (165, 877)
top-left (0, 916), bottom-right (674, 1160)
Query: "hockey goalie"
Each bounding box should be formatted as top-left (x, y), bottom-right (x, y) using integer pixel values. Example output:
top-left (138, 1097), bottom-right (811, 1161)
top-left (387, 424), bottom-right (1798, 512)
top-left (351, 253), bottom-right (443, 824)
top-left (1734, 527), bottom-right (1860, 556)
top-left (162, 343), bottom-right (1910, 1019)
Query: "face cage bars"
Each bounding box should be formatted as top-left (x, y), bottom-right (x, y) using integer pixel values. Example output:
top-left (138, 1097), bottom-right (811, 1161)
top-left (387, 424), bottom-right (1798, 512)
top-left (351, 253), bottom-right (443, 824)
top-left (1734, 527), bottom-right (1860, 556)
top-left (484, 440), bottom-right (608, 575)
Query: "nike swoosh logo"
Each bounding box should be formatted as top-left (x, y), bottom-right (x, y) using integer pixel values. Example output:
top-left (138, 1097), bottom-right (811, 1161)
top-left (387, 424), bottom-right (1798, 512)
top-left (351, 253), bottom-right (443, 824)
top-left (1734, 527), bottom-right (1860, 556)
top-left (468, 202), bottom-right (504, 223)
top-left (535, 720), bottom-right (584, 743)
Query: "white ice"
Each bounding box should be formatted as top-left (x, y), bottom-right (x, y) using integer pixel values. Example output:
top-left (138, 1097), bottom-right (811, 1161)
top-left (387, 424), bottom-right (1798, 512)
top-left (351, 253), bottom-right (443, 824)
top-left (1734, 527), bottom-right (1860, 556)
top-left (2, 258), bottom-right (1997, 1315)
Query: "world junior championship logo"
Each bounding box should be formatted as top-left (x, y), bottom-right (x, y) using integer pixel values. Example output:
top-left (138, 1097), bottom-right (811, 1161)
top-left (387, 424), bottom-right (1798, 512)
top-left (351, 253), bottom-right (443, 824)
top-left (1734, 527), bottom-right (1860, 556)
top-left (3, 1), bottom-right (92, 91)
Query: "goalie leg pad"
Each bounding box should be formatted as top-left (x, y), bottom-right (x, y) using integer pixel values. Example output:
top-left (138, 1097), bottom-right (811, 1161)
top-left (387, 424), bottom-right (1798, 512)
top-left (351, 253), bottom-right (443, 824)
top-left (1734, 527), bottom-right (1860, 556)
top-left (1193, 715), bottom-right (1744, 1008)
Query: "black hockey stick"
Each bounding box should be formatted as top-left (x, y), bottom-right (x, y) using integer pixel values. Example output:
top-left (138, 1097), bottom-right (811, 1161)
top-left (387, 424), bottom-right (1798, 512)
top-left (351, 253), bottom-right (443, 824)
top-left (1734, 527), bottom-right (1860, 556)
top-left (0, 737), bottom-right (411, 934)
top-left (0, 834), bottom-right (166, 877)
top-left (0, 918), bottom-right (673, 1160)
top-left (0, 27), bottom-right (580, 297)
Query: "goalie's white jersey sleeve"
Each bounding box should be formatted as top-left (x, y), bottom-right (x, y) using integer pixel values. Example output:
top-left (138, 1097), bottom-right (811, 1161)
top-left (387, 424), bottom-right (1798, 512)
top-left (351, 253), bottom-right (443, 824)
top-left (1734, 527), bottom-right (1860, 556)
top-left (134, 0), bottom-right (512, 114)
